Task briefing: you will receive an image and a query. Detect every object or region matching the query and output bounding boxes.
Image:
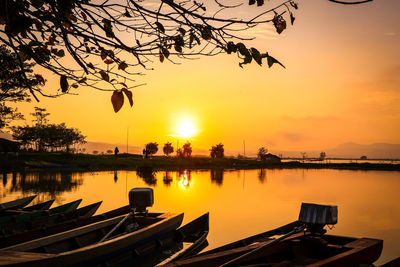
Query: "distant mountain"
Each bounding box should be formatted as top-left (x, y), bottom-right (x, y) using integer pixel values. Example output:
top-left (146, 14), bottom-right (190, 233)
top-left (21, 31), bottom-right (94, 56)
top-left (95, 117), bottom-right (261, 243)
top-left (271, 142), bottom-right (400, 159)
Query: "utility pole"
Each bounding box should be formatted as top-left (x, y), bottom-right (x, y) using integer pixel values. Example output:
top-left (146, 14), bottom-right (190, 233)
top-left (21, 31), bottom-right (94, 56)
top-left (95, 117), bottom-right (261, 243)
top-left (126, 127), bottom-right (129, 154)
top-left (243, 140), bottom-right (246, 158)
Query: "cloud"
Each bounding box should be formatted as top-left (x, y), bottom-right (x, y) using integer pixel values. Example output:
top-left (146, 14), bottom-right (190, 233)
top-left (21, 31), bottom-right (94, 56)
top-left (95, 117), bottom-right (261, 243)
top-left (281, 132), bottom-right (305, 142)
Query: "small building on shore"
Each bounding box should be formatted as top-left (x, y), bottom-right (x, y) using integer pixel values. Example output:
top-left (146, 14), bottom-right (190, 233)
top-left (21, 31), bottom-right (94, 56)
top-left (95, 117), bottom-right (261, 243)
top-left (264, 153), bottom-right (281, 163)
top-left (0, 138), bottom-right (20, 159)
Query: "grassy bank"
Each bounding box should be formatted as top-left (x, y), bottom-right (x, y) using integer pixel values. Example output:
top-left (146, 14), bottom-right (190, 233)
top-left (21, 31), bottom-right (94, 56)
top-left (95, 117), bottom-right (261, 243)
top-left (1, 152), bottom-right (400, 172)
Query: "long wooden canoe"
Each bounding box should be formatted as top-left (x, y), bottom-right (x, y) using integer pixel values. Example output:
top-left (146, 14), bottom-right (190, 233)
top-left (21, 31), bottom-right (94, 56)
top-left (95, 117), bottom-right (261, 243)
top-left (0, 201), bottom-right (101, 236)
top-left (161, 230), bottom-right (383, 267)
top-left (22, 199), bottom-right (55, 212)
top-left (106, 212), bottom-right (210, 266)
top-left (0, 212), bottom-right (184, 266)
top-left (0, 199), bottom-right (82, 226)
top-left (0, 205), bottom-right (130, 248)
top-left (0, 196), bottom-right (36, 212)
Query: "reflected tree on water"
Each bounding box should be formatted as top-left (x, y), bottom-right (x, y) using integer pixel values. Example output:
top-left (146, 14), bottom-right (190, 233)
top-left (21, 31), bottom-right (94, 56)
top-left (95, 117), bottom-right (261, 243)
top-left (0, 171), bottom-right (83, 203)
top-left (136, 166), bottom-right (157, 186)
top-left (258, 169), bottom-right (267, 184)
top-left (113, 170), bottom-right (118, 183)
top-left (163, 171), bottom-right (173, 186)
top-left (211, 169), bottom-right (224, 186)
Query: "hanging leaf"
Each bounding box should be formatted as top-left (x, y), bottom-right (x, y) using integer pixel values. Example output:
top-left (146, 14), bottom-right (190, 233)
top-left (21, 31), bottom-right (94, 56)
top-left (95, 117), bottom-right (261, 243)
top-left (118, 61), bottom-right (128, 71)
top-left (60, 75), bottom-right (69, 92)
top-left (290, 13), bottom-right (295, 25)
top-left (250, 48), bottom-right (262, 65)
top-left (122, 88), bottom-right (133, 107)
top-left (111, 90), bottom-right (124, 113)
top-left (265, 53), bottom-right (285, 69)
top-left (159, 52), bottom-right (164, 62)
top-left (155, 22), bottom-right (165, 33)
top-left (100, 50), bottom-right (107, 60)
top-left (290, 1), bottom-right (298, 9)
top-left (178, 28), bottom-right (186, 36)
top-left (272, 14), bottom-right (286, 34)
top-left (71, 84), bottom-right (79, 88)
top-left (99, 70), bottom-right (110, 82)
top-left (256, 0), bottom-right (264, 6)
top-left (120, 82), bottom-right (128, 87)
top-left (35, 74), bottom-right (45, 85)
top-left (81, 11), bottom-right (87, 21)
top-left (104, 59), bottom-right (113, 64)
top-left (249, 0), bottom-right (256, 5)
top-left (102, 19), bottom-right (114, 38)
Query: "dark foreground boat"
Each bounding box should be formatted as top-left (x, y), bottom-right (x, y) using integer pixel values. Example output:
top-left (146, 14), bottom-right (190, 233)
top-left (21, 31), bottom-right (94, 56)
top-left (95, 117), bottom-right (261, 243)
top-left (0, 195), bottom-right (36, 212)
top-left (0, 201), bottom-right (102, 236)
top-left (161, 203), bottom-right (383, 267)
top-left (0, 199), bottom-right (82, 226)
top-left (106, 212), bottom-right (209, 267)
top-left (22, 199), bottom-right (55, 212)
top-left (0, 188), bottom-right (185, 266)
top-left (0, 205), bottom-right (130, 248)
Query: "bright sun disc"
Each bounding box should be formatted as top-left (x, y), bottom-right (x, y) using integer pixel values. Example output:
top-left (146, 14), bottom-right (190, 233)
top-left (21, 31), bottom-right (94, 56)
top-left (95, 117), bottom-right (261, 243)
top-left (176, 119), bottom-right (196, 138)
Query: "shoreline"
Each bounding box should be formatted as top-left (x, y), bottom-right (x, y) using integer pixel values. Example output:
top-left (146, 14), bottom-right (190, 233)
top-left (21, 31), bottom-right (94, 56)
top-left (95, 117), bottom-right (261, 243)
top-left (1, 152), bottom-right (400, 172)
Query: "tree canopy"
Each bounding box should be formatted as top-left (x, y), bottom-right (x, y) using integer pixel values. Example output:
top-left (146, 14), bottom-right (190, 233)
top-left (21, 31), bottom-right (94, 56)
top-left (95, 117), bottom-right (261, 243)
top-left (0, 0), bottom-right (372, 112)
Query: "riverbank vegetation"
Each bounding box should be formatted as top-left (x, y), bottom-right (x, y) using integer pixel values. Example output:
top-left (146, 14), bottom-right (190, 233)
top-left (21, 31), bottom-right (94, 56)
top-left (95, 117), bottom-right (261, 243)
top-left (1, 152), bottom-right (399, 172)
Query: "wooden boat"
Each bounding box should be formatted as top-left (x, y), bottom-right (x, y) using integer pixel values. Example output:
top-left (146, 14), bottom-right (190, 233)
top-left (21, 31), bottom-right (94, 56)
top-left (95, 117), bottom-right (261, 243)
top-left (106, 212), bottom-right (210, 267)
top-left (0, 212), bottom-right (184, 266)
top-left (0, 188), bottom-right (186, 266)
top-left (162, 232), bottom-right (383, 267)
top-left (0, 201), bottom-right (101, 236)
top-left (161, 203), bottom-right (383, 267)
top-left (0, 205), bottom-right (131, 248)
top-left (22, 199), bottom-right (55, 212)
top-left (0, 199), bottom-right (82, 226)
top-left (0, 195), bottom-right (36, 212)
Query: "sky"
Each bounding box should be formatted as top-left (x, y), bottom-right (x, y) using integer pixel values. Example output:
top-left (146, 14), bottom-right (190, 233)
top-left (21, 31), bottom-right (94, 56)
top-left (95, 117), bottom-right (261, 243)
top-left (8, 0), bottom-right (400, 155)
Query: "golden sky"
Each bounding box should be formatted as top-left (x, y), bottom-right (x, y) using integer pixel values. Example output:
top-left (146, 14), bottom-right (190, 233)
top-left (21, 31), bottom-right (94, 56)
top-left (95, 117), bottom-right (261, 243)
top-left (10, 0), bottom-right (400, 154)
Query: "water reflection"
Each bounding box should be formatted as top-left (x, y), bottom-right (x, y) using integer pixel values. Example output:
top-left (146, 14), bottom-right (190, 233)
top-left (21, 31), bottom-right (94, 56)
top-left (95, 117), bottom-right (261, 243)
top-left (0, 171), bottom-right (83, 202)
top-left (163, 171), bottom-right (173, 186)
top-left (210, 169), bottom-right (224, 186)
top-left (258, 169), bottom-right (267, 183)
top-left (136, 166), bottom-right (157, 186)
top-left (178, 170), bottom-right (192, 188)
top-left (1, 169), bottom-right (399, 264)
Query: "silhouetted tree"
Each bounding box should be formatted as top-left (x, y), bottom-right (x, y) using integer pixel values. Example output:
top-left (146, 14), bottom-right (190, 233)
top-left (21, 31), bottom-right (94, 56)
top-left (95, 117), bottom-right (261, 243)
top-left (176, 148), bottom-right (184, 159)
top-left (210, 143), bottom-right (224, 158)
top-left (360, 155), bottom-right (368, 160)
top-left (106, 149), bottom-right (113, 154)
top-left (145, 142), bottom-right (158, 157)
top-left (319, 151), bottom-right (326, 160)
top-left (0, 45), bottom-right (41, 130)
top-left (182, 142), bottom-right (192, 158)
top-left (257, 147), bottom-right (268, 160)
top-left (12, 108), bottom-right (86, 152)
top-left (163, 142), bottom-right (174, 156)
top-left (92, 150), bottom-right (98, 155)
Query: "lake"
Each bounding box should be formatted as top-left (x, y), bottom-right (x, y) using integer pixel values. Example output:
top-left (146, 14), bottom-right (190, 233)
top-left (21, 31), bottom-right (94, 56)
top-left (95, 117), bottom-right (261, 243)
top-left (1, 168), bottom-right (399, 265)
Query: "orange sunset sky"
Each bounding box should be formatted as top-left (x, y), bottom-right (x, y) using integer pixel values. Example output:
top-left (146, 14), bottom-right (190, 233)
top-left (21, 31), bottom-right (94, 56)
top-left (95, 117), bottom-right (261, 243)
top-left (7, 0), bottom-right (400, 154)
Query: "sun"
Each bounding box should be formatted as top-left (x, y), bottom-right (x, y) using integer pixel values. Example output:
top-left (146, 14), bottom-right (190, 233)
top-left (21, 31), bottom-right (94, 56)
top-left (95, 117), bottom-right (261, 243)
top-left (176, 119), bottom-right (196, 138)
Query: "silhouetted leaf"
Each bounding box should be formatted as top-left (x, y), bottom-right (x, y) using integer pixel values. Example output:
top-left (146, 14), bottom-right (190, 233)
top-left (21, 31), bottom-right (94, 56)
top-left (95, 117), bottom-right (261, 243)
top-left (56, 49), bottom-right (65, 57)
top-left (155, 22), bottom-right (165, 33)
top-left (178, 28), bottom-right (186, 36)
top-left (35, 74), bottom-right (45, 85)
top-left (104, 59), bottom-right (113, 64)
top-left (122, 88), bottom-right (133, 107)
top-left (71, 84), bottom-right (78, 88)
top-left (256, 0), bottom-right (264, 6)
top-left (111, 90), bottom-right (124, 112)
top-left (290, 1), bottom-right (298, 9)
top-left (102, 19), bottom-right (114, 38)
top-left (250, 47), bottom-right (262, 65)
top-left (159, 52), bottom-right (164, 62)
top-left (290, 13), bottom-right (295, 25)
top-left (118, 61), bottom-right (128, 71)
top-left (273, 14), bottom-right (286, 34)
top-left (99, 70), bottom-right (109, 82)
top-left (60, 75), bottom-right (69, 92)
top-left (265, 53), bottom-right (285, 68)
top-left (249, 0), bottom-right (256, 5)
top-left (226, 42), bottom-right (237, 54)
top-left (236, 43), bottom-right (251, 58)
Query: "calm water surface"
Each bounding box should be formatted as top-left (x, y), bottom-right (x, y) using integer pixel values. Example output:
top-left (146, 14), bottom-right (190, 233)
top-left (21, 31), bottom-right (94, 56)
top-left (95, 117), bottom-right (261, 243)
top-left (1, 169), bottom-right (399, 265)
